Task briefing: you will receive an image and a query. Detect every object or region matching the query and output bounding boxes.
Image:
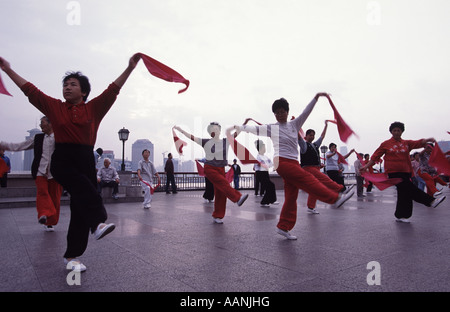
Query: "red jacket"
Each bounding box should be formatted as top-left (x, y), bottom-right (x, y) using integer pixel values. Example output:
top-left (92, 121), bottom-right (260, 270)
top-left (371, 137), bottom-right (424, 174)
top-left (21, 82), bottom-right (120, 146)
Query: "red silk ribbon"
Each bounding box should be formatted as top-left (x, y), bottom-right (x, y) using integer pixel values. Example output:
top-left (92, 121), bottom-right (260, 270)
top-left (324, 95), bottom-right (357, 143)
top-left (0, 73), bottom-right (12, 96)
top-left (428, 143), bottom-right (450, 176)
top-left (138, 53), bottom-right (189, 94)
top-left (172, 127), bottom-right (188, 155)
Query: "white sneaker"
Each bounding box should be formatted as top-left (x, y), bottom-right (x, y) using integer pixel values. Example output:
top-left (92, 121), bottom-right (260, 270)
top-left (396, 218), bottom-right (411, 223)
top-left (433, 191), bottom-right (443, 198)
top-left (431, 196), bottom-right (446, 208)
top-left (44, 225), bottom-right (55, 232)
top-left (213, 218), bottom-right (223, 224)
top-left (307, 208), bottom-right (320, 214)
top-left (237, 194), bottom-right (249, 206)
top-left (260, 203), bottom-right (270, 207)
top-left (64, 258), bottom-right (87, 272)
top-left (93, 223), bottom-right (115, 240)
top-left (343, 184), bottom-right (355, 194)
top-left (276, 228), bottom-right (297, 240)
top-left (332, 191), bottom-right (355, 208)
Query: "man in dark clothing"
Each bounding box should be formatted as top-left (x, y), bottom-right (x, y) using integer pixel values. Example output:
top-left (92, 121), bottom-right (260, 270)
top-left (164, 153), bottom-right (177, 194)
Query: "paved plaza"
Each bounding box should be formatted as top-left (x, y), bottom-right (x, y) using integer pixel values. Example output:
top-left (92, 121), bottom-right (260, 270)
top-left (1, 186), bottom-right (449, 293)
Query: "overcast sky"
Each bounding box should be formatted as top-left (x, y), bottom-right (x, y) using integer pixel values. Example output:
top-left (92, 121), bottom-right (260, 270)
top-left (1, 0), bottom-right (449, 168)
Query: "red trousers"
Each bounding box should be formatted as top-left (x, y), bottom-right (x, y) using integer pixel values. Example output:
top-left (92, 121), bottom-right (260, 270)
top-left (418, 170), bottom-right (447, 196)
top-left (276, 158), bottom-right (339, 231)
top-left (35, 176), bottom-right (63, 226)
top-left (303, 166), bottom-right (344, 208)
top-left (204, 164), bottom-right (242, 219)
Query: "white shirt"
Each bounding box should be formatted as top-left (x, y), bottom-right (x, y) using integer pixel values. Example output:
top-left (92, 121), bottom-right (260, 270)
top-left (238, 97), bottom-right (318, 161)
top-left (0, 132), bottom-right (55, 179)
top-left (255, 154), bottom-right (272, 171)
top-left (325, 152), bottom-right (340, 171)
top-left (138, 159), bottom-right (157, 182)
top-left (38, 133), bottom-right (55, 178)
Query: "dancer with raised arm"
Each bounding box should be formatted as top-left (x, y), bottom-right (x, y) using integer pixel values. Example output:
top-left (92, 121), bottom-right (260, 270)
top-left (0, 54), bottom-right (141, 272)
top-left (174, 122), bottom-right (248, 224)
top-left (361, 121), bottom-right (446, 223)
top-left (230, 94), bottom-right (355, 240)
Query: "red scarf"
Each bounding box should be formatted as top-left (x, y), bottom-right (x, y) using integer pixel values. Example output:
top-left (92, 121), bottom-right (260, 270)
top-left (172, 127), bottom-right (188, 155)
top-left (361, 172), bottom-right (403, 191)
top-left (138, 53), bottom-right (189, 94)
top-left (0, 73), bottom-right (12, 96)
top-left (140, 179), bottom-right (160, 195)
top-left (354, 150), bottom-right (402, 190)
top-left (196, 160), bottom-right (234, 183)
top-left (226, 131), bottom-right (260, 165)
top-left (428, 144), bottom-right (450, 176)
top-left (324, 95), bottom-right (357, 143)
top-left (195, 160), bottom-right (205, 177)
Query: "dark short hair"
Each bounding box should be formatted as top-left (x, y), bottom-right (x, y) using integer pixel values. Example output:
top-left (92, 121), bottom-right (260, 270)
top-left (389, 121), bottom-right (405, 133)
top-left (305, 129), bottom-right (315, 136)
top-left (329, 143), bottom-right (337, 149)
top-left (63, 71), bottom-right (91, 102)
top-left (207, 122), bottom-right (221, 135)
top-left (255, 139), bottom-right (264, 152)
top-left (142, 149), bottom-right (150, 155)
top-left (272, 98), bottom-right (289, 113)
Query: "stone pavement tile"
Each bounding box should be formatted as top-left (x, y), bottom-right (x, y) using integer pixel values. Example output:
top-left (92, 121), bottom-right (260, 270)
top-left (0, 187), bottom-right (449, 293)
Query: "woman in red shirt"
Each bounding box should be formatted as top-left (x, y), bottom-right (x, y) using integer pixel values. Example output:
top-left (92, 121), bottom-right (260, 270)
top-left (361, 122), bottom-right (446, 222)
top-left (0, 54), bottom-right (141, 272)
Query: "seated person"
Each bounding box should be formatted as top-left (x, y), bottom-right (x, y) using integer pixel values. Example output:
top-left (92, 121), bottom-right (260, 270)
top-left (97, 158), bottom-right (120, 199)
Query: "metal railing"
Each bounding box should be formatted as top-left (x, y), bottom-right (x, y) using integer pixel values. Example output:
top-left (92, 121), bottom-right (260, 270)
top-left (130, 171), bottom-right (357, 192)
top-left (130, 172), bottom-right (255, 192)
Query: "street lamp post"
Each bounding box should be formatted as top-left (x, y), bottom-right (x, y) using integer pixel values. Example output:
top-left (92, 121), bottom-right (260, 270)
top-left (118, 127), bottom-right (130, 171)
top-left (320, 145), bottom-right (328, 173)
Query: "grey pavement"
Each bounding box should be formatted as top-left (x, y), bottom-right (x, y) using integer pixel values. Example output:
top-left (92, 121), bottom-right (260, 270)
top-left (1, 186), bottom-right (450, 293)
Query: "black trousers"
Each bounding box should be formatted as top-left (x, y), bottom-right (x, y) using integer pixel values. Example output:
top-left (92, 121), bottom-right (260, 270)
top-left (326, 170), bottom-right (346, 191)
top-left (258, 171), bottom-right (277, 205)
top-left (51, 143), bottom-right (107, 258)
top-left (255, 171), bottom-right (266, 196)
top-left (388, 172), bottom-right (434, 219)
top-left (165, 173), bottom-right (177, 193)
top-left (98, 180), bottom-right (119, 195)
top-left (203, 177), bottom-right (214, 201)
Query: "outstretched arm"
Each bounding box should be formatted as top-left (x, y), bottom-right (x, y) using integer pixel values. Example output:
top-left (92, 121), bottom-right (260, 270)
top-left (293, 92), bottom-right (329, 128)
top-left (319, 120), bottom-right (329, 139)
top-left (113, 53), bottom-right (141, 88)
top-left (0, 57), bottom-right (28, 88)
top-left (173, 126), bottom-right (202, 145)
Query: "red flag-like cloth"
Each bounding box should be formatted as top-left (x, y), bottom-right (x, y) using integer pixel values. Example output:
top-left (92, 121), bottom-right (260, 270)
top-left (196, 160), bottom-right (233, 183)
top-left (226, 132), bottom-right (260, 165)
top-left (0, 158), bottom-right (9, 177)
top-left (324, 95), bottom-right (357, 143)
top-left (172, 128), bottom-right (188, 155)
top-left (140, 179), bottom-right (160, 195)
top-left (138, 53), bottom-right (189, 94)
top-left (361, 172), bottom-right (402, 191)
top-left (336, 151), bottom-right (348, 165)
top-left (195, 160), bottom-right (205, 177)
top-left (225, 167), bottom-right (234, 184)
top-left (0, 73), bottom-right (12, 97)
top-left (428, 144), bottom-right (450, 176)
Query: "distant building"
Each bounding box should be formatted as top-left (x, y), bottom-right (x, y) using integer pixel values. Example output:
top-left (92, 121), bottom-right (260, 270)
top-left (132, 139), bottom-right (154, 170)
